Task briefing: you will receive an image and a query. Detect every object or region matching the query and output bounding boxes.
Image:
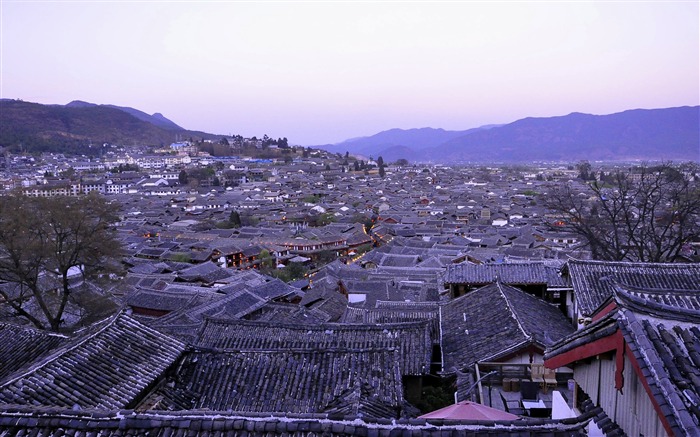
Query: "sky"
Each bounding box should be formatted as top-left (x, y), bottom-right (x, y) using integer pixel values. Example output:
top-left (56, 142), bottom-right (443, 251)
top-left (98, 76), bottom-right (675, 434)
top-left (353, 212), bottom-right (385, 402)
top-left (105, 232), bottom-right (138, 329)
top-left (1, 1), bottom-right (698, 145)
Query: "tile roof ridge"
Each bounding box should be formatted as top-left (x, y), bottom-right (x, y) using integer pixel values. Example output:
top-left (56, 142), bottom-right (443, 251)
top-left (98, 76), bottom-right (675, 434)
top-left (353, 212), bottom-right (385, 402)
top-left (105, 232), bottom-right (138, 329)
top-left (612, 283), bottom-right (700, 323)
top-left (480, 338), bottom-right (533, 363)
top-left (0, 322), bottom-right (70, 339)
top-left (544, 312), bottom-right (619, 360)
top-left (495, 280), bottom-right (530, 342)
top-left (202, 317), bottom-right (430, 331)
top-left (569, 258), bottom-right (700, 268)
top-left (155, 291), bottom-right (244, 326)
top-left (191, 346), bottom-right (403, 355)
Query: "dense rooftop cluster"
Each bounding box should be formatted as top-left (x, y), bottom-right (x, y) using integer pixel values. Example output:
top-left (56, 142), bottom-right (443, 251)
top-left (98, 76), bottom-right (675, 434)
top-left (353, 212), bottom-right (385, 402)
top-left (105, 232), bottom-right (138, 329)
top-left (0, 149), bottom-right (699, 436)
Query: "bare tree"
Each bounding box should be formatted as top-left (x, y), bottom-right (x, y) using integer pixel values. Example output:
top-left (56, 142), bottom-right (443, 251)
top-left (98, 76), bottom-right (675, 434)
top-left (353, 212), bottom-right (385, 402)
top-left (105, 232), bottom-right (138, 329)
top-left (546, 163), bottom-right (700, 262)
top-left (0, 192), bottom-right (122, 331)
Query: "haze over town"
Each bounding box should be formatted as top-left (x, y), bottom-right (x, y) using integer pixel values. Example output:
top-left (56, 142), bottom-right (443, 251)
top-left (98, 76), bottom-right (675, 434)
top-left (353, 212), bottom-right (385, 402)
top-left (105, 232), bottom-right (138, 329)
top-left (2, 1), bottom-right (698, 145)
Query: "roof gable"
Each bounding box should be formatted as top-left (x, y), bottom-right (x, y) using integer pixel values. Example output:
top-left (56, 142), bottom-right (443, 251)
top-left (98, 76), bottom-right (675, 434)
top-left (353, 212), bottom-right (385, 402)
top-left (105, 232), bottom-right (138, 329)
top-left (441, 282), bottom-right (573, 372)
top-left (545, 284), bottom-right (700, 436)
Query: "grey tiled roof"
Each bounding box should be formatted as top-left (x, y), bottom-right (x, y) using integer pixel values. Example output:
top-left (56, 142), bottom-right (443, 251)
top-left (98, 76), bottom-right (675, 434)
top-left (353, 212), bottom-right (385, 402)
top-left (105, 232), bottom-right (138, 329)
top-left (176, 261), bottom-right (237, 284)
top-left (249, 278), bottom-right (298, 300)
top-left (244, 302), bottom-right (332, 324)
top-left (0, 405), bottom-right (598, 436)
top-left (614, 287), bottom-right (700, 436)
top-left (0, 313), bottom-right (185, 409)
top-left (139, 348), bottom-right (405, 417)
top-left (443, 262), bottom-right (569, 287)
top-left (546, 284), bottom-right (700, 436)
top-left (124, 272), bottom-right (176, 290)
top-left (195, 318), bottom-right (432, 376)
top-left (297, 287), bottom-right (348, 322)
top-left (341, 304), bottom-right (440, 342)
top-left (126, 288), bottom-right (218, 312)
top-left (148, 289), bottom-right (268, 342)
top-left (441, 282), bottom-right (574, 373)
top-left (578, 397), bottom-right (625, 436)
top-left (0, 324), bottom-right (68, 382)
top-left (566, 259), bottom-right (700, 316)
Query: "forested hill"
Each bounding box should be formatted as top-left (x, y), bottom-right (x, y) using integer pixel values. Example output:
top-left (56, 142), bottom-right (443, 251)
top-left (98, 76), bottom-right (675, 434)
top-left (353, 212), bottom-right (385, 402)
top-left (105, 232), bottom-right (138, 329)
top-left (0, 99), bottom-right (216, 155)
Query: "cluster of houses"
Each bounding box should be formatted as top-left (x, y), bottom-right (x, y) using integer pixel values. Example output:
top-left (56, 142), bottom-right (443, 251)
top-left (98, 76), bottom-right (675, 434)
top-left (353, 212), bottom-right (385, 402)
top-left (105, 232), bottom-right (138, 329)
top-left (0, 151), bottom-right (698, 436)
top-left (1, 251), bottom-right (698, 435)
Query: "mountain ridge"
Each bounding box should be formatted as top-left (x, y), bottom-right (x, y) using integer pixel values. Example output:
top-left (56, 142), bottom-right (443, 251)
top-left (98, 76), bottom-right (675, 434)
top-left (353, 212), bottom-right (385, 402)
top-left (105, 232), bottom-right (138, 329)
top-left (65, 100), bottom-right (183, 130)
top-left (319, 106), bottom-right (699, 163)
top-left (322, 125), bottom-right (500, 158)
top-left (0, 99), bottom-right (215, 155)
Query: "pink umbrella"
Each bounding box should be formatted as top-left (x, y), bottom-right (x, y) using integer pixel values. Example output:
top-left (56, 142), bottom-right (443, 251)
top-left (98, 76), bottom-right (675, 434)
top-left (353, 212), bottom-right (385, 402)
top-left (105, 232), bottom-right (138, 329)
top-left (418, 401), bottom-right (519, 420)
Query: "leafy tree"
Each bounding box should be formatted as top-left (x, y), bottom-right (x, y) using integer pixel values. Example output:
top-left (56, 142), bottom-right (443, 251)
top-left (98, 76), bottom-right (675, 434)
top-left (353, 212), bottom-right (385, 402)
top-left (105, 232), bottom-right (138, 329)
top-left (258, 249), bottom-right (276, 270)
top-left (282, 262), bottom-right (306, 282)
top-left (354, 161), bottom-right (360, 171)
top-left (229, 210), bottom-right (241, 228)
top-left (576, 160), bottom-right (593, 181)
top-left (378, 164), bottom-right (386, 178)
top-left (170, 253), bottom-right (192, 263)
top-left (415, 384), bottom-right (454, 414)
top-left (303, 194), bottom-right (320, 204)
top-left (315, 250), bottom-right (337, 265)
top-left (61, 167), bottom-right (76, 179)
top-left (394, 158), bottom-right (409, 166)
top-left (0, 193), bottom-right (122, 331)
top-left (112, 163), bottom-right (140, 173)
top-left (376, 156), bottom-right (384, 167)
top-left (178, 169), bottom-right (188, 185)
top-left (315, 213), bottom-right (336, 226)
top-left (240, 213), bottom-right (259, 227)
top-left (188, 166), bottom-right (215, 185)
top-left (215, 220), bottom-right (233, 229)
top-left (546, 163), bottom-right (700, 262)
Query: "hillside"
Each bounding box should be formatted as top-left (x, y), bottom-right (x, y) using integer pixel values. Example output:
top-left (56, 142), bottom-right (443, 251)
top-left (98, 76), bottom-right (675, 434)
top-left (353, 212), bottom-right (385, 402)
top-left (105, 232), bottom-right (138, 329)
top-left (65, 100), bottom-right (184, 130)
top-left (429, 106), bottom-right (700, 162)
top-left (0, 99), bottom-right (210, 155)
top-left (321, 107), bottom-right (699, 163)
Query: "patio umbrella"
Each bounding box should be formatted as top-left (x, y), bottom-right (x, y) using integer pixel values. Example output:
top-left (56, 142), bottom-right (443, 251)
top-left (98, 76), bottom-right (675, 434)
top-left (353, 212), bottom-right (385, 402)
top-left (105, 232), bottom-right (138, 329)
top-left (418, 401), bottom-right (519, 420)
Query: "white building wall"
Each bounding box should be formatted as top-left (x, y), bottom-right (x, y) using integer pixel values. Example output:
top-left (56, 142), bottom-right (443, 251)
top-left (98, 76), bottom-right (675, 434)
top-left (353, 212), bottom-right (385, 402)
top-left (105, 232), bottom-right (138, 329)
top-left (574, 359), bottom-right (601, 405)
top-left (574, 354), bottom-right (667, 437)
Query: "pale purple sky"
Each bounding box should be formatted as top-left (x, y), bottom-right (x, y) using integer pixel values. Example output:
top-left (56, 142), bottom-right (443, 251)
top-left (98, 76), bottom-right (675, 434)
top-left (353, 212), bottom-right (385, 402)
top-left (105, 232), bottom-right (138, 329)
top-left (2, 1), bottom-right (698, 145)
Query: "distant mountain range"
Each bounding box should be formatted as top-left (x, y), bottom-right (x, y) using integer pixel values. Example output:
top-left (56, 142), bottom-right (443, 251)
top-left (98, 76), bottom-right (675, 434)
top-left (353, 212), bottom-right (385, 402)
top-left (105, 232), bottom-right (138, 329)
top-left (2, 99), bottom-right (697, 162)
top-left (0, 99), bottom-right (215, 155)
top-left (320, 107), bottom-right (700, 163)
